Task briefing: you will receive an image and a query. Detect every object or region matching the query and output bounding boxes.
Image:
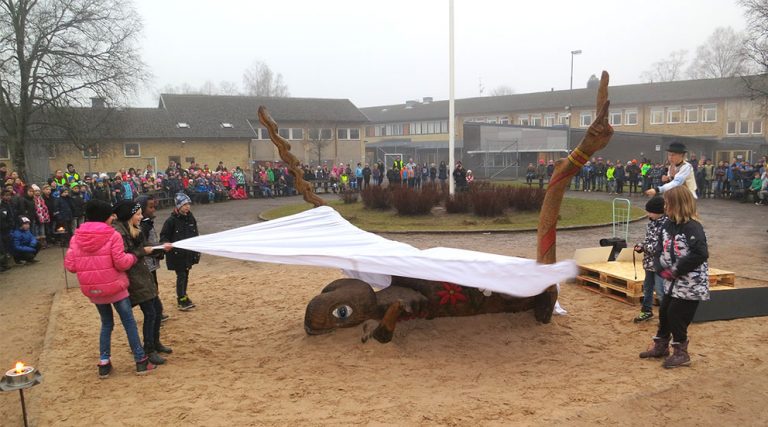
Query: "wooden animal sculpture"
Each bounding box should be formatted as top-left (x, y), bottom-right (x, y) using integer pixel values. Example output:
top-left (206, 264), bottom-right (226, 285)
top-left (264, 72), bottom-right (614, 343)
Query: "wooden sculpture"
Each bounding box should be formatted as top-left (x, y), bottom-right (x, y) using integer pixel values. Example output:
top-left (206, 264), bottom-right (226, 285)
top-left (262, 72), bottom-right (614, 343)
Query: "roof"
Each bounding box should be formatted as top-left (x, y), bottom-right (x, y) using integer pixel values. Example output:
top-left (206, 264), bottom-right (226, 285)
top-left (11, 95), bottom-right (371, 142)
top-left (159, 94), bottom-right (369, 139)
top-left (360, 75), bottom-right (762, 123)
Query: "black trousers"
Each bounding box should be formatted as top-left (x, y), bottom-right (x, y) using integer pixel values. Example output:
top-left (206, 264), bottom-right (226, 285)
top-left (656, 296), bottom-right (700, 343)
top-left (175, 268), bottom-right (190, 299)
top-left (139, 296), bottom-right (163, 352)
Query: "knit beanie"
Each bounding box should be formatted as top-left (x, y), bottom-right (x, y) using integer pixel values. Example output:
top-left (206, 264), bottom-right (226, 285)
top-left (645, 195), bottom-right (665, 214)
top-left (175, 192), bottom-right (191, 209)
top-left (85, 200), bottom-right (113, 222)
top-left (137, 195), bottom-right (151, 212)
top-left (113, 200), bottom-right (141, 222)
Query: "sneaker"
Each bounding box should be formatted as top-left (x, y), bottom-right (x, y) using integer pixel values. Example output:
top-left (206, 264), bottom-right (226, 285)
top-left (155, 342), bottom-right (173, 354)
top-left (98, 361), bottom-right (112, 379)
top-left (633, 311), bottom-right (654, 323)
top-left (177, 296), bottom-right (195, 311)
top-left (147, 351), bottom-right (166, 365)
top-left (161, 313), bottom-right (170, 323)
top-left (135, 357), bottom-right (156, 375)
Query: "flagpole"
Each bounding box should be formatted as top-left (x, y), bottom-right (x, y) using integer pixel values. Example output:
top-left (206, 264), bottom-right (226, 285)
top-left (448, 0), bottom-right (455, 195)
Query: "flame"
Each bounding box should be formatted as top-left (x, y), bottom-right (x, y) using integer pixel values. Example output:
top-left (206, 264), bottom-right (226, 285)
top-left (15, 362), bottom-right (24, 374)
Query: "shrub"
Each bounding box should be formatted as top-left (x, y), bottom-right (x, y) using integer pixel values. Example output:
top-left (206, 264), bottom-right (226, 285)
top-left (470, 187), bottom-right (507, 217)
top-left (510, 187), bottom-right (546, 211)
top-left (360, 186), bottom-right (391, 210)
top-left (391, 186), bottom-right (433, 215)
top-left (339, 189), bottom-right (359, 204)
top-left (445, 191), bottom-right (471, 213)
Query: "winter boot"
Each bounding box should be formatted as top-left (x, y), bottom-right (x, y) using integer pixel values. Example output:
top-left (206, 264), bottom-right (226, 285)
top-left (639, 336), bottom-right (671, 359)
top-left (663, 340), bottom-right (691, 369)
top-left (98, 360), bottom-right (112, 379)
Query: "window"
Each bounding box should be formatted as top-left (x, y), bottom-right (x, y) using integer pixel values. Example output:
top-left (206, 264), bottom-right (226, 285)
top-left (176, 122), bottom-right (190, 128)
top-left (739, 121), bottom-right (750, 134)
top-left (531, 116), bottom-right (542, 127)
top-left (544, 115), bottom-right (555, 127)
top-left (292, 128), bottom-right (304, 140)
top-left (684, 106), bottom-right (698, 123)
top-left (727, 121), bottom-right (737, 135)
top-left (278, 128), bottom-right (303, 140)
top-left (625, 109), bottom-right (638, 125)
top-left (702, 104), bottom-right (717, 122)
top-left (558, 114), bottom-right (570, 125)
top-left (185, 157), bottom-right (195, 164)
top-left (83, 145), bottom-right (99, 159)
top-left (337, 128), bottom-right (360, 140)
top-left (499, 117), bottom-right (510, 125)
top-left (365, 126), bottom-right (375, 137)
top-left (609, 111), bottom-right (622, 126)
top-left (168, 156), bottom-right (181, 166)
top-left (0, 142), bottom-right (8, 159)
top-left (309, 128), bottom-right (333, 140)
top-left (426, 122), bottom-right (435, 133)
top-left (580, 112), bottom-right (592, 127)
top-left (409, 123), bottom-right (418, 135)
top-left (278, 128), bottom-right (289, 139)
top-left (220, 122), bottom-right (234, 129)
top-left (667, 107), bottom-right (681, 124)
top-left (650, 108), bottom-right (664, 124)
top-left (124, 143), bottom-right (140, 157)
top-left (519, 117), bottom-right (529, 126)
top-left (441, 120), bottom-right (448, 133)
top-left (753, 120), bottom-right (763, 134)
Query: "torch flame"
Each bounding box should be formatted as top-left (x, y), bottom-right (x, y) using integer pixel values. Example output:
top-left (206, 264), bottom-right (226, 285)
top-left (15, 361), bottom-right (24, 374)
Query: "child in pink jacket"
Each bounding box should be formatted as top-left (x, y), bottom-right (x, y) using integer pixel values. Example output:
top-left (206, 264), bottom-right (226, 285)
top-left (64, 200), bottom-right (156, 378)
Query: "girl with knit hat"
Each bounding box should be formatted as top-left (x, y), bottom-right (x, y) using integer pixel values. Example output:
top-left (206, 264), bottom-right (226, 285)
top-left (64, 200), bottom-right (155, 377)
top-left (113, 200), bottom-right (173, 365)
top-left (32, 184), bottom-right (50, 248)
top-left (160, 193), bottom-right (200, 310)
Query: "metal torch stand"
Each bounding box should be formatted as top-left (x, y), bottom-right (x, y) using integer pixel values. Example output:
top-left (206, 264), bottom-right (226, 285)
top-left (54, 231), bottom-right (71, 290)
top-left (0, 371), bottom-right (43, 427)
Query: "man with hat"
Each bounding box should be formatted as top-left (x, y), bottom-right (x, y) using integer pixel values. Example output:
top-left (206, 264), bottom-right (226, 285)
top-left (645, 141), bottom-right (697, 198)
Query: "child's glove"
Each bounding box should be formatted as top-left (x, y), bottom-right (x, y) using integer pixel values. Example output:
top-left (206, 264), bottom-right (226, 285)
top-left (633, 244), bottom-right (643, 253)
top-left (659, 269), bottom-right (677, 281)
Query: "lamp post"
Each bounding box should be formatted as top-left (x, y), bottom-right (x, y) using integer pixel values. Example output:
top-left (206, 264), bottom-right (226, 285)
top-left (568, 49), bottom-right (582, 152)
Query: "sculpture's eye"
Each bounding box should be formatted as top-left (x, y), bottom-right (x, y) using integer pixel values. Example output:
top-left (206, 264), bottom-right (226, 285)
top-left (332, 305), bottom-right (353, 320)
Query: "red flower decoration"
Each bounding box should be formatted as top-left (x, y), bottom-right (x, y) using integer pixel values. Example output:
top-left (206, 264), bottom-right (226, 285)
top-left (437, 283), bottom-right (468, 305)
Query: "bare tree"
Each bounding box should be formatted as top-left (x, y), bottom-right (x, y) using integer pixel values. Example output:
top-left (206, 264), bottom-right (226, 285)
top-left (740, 0), bottom-right (768, 109)
top-left (687, 27), bottom-right (753, 79)
top-left (639, 50), bottom-right (689, 83)
top-left (0, 0), bottom-right (146, 179)
top-left (218, 80), bottom-right (241, 95)
top-left (242, 60), bottom-right (289, 97)
top-left (305, 127), bottom-right (334, 165)
top-left (489, 85), bottom-right (515, 96)
top-left (200, 80), bottom-right (217, 95)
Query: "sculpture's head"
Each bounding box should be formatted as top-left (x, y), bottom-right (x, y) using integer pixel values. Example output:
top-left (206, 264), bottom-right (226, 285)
top-left (304, 279), bottom-right (377, 335)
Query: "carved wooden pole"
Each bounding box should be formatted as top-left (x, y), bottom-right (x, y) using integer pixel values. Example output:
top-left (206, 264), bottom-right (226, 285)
top-left (258, 106), bottom-right (325, 208)
top-left (533, 71), bottom-right (614, 323)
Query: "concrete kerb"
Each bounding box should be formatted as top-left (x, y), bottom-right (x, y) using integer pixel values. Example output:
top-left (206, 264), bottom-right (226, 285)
top-left (257, 210), bottom-right (647, 235)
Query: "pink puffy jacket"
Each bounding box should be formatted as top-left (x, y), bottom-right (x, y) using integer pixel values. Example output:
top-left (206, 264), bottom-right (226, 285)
top-left (64, 221), bottom-right (137, 305)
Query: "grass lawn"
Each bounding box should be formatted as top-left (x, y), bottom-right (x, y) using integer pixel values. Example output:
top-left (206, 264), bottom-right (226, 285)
top-left (261, 197), bottom-right (646, 233)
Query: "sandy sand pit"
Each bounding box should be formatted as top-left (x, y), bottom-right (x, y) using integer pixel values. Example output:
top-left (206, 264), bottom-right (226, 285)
top-left (2, 195), bottom-right (767, 425)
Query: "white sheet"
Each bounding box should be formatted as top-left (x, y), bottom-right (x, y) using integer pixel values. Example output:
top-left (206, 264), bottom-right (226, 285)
top-left (172, 206), bottom-right (577, 298)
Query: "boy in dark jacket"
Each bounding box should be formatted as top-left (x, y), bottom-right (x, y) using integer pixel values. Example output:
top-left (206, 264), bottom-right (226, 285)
top-left (54, 187), bottom-right (74, 245)
top-left (69, 183), bottom-right (86, 230)
top-left (12, 217), bottom-right (40, 264)
top-left (632, 196), bottom-right (668, 322)
top-left (160, 193), bottom-right (200, 310)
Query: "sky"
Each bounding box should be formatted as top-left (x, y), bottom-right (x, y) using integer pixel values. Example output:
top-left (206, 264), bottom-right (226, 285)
top-left (131, 0), bottom-right (748, 108)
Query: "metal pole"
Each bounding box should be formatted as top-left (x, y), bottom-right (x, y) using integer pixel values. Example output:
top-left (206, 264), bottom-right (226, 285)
top-left (20, 389), bottom-right (29, 427)
top-left (448, 0), bottom-right (456, 195)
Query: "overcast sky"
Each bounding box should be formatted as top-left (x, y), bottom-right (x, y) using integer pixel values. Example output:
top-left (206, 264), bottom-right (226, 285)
top-left (131, 0), bottom-right (748, 108)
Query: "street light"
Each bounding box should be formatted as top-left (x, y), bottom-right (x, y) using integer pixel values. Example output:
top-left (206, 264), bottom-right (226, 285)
top-left (568, 49), bottom-right (582, 152)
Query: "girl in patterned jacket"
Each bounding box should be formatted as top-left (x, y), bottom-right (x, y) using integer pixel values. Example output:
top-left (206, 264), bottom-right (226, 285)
top-left (639, 186), bottom-right (709, 368)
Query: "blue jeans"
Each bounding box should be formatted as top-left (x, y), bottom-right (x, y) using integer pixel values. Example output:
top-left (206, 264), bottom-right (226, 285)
top-left (96, 297), bottom-right (146, 363)
top-left (641, 271), bottom-right (665, 313)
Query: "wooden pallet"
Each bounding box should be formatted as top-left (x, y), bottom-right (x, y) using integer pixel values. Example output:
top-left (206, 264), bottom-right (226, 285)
top-left (576, 262), bottom-right (737, 306)
top-left (574, 275), bottom-right (642, 305)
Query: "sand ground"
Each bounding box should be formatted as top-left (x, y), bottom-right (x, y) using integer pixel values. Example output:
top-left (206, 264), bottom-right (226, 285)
top-left (1, 192), bottom-right (766, 426)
